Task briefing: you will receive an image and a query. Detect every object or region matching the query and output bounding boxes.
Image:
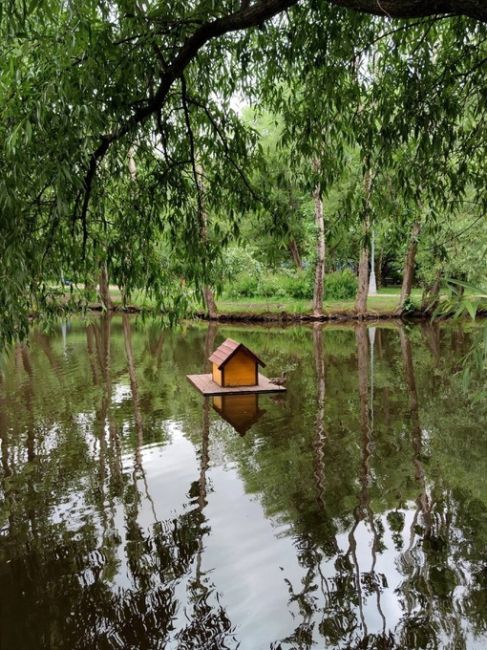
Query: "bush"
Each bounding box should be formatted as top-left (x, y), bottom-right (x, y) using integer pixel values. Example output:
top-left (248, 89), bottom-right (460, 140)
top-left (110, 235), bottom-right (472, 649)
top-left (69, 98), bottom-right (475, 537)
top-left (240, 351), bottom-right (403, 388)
top-left (259, 274), bottom-right (287, 298)
top-left (325, 269), bottom-right (357, 300)
top-left (227, 272), bottom-right (259, 298)
top-left (225, 268), bottom-right (357, 302)
top-left (283, 271), bottom-right (313, 299)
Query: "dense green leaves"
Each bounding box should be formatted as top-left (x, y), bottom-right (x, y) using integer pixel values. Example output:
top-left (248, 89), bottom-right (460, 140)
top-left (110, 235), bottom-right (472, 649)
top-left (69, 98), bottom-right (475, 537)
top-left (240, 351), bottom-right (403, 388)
top-left (1, 1), bottom-right (486, 340)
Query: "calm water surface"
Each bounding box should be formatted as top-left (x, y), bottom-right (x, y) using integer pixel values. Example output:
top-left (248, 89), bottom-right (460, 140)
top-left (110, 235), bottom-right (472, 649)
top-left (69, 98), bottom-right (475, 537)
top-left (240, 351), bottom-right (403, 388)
top-left (0, 317), bottom-right (486, 649)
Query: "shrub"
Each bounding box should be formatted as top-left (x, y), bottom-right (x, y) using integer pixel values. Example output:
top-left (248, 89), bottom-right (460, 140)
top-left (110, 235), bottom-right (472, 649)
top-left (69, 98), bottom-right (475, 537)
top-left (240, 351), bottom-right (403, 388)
top-left (227, 272), bottom-right (259, 298)
top-left (283, 271), bottom-right (313, 299)
top-left (225, 268), bottom-right (357, 302)
top-left (325, 269), bottom-right (357, 300)
top-left (259, 274), bottom-right (287, 298)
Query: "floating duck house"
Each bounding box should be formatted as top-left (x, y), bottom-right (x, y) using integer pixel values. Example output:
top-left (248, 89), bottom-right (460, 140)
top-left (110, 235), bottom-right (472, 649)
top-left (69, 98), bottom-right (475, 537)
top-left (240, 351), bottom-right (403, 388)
top-left (186, 338), bottom-right (286, 396)
top-left (209, 338), bottom-right (264, 387)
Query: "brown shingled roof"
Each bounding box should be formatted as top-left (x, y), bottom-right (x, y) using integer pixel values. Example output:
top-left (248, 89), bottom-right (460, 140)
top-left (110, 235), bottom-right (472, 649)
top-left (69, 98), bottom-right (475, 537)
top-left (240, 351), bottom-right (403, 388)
top-left (209, 338), bottom-right (266, 369)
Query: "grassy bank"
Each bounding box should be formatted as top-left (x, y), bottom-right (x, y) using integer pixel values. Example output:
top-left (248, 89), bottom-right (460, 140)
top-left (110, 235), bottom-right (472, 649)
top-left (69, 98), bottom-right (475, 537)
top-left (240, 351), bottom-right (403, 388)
top-left (54, 285), bottom-right (487, 323)
top-left (85, 285), bottom-right (422, 316)
top-left (215, 287), bottom-right (423, 317)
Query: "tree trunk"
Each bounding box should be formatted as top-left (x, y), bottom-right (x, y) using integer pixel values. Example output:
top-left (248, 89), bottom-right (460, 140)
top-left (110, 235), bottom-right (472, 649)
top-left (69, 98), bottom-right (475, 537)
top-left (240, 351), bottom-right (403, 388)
top-left (288, 238), bottom-right (304, 270)
top-left (397, 221), bottom-right (421, 313)
top-left (355, 246), bottom-right (369, 317)
top-left (421, 267), bottom-right (442, 313)
top-left (355, 168), bottom-right (372, 317)
top-left (376, 246), bottom-right (384, 290)
top-left (202, 286), bottom-right (218, 319)
top-left (98, 262), bottom-right (113, 311)
top-left (313, 180), bottom-right (325, 317)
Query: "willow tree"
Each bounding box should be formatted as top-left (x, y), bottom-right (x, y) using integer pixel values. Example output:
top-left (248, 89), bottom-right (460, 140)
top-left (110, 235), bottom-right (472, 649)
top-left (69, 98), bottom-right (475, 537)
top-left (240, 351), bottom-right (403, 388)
top-left (1, 0), bottom-right (486, 341)
top-left (257, 4), bottom-right (487, 315)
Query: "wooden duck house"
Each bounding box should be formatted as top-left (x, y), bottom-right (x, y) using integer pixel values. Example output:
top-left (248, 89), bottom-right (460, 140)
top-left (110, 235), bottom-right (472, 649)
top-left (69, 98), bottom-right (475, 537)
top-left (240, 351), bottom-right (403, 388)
top-left (187, 338), bottom-right (286, 396)
top-left (209, 338), bottom-right (264, 387)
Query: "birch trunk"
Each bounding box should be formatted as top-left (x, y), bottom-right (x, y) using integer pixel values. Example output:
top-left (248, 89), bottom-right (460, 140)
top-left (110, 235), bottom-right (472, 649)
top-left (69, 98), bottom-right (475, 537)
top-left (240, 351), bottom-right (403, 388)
top-left (313, 181), bottom-right (325, 317)
top-left (355, 246), bottom-right (369, 317)
top-left (397, 221), bottom-right (421, 313)
top-left (355, 168), bottom-right (372, 317)
top-left (289, 238), bottom-right (304, 270)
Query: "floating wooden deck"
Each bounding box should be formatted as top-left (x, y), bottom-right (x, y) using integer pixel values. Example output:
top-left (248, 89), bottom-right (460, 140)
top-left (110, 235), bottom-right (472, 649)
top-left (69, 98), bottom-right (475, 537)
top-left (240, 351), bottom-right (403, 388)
top-left (186, 373), bottom-right (286, 396)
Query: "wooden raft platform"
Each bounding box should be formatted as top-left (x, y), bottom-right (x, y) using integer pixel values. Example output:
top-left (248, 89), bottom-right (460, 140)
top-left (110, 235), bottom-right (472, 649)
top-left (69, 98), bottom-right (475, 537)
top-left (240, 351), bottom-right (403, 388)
top-left (187, 373), bottom-right (286, 396)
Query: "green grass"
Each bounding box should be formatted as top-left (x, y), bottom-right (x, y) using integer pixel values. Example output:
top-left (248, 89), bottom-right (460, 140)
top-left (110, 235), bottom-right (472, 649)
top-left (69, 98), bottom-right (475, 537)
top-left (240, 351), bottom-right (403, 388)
top-left (57, 283), bottom-right (487, 320)
top-left (64, 284), bottom-right (424, 316)
top-left (216, 287), bottom-right (423, 315)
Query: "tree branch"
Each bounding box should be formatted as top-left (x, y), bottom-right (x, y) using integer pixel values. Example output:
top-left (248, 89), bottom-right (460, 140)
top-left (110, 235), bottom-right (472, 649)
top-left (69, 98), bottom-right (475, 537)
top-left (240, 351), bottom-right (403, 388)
top-left (78, 0), bottom-right (486, 230)
top-left (78, 0), bottom-right (298, 227)
top-left (330, 0), bottom-right (486, 21)
top-left (180, 74), bottom-right (204, 227)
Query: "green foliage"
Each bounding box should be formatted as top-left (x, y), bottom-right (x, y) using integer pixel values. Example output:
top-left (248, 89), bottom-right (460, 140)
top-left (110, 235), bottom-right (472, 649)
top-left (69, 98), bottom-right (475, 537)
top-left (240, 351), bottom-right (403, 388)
top-left (434, 279), bottom-right (487, 320)
top-left (226, 272), bottom-right (260, 298)
top-left (1, 0), bottom-right (487, 340)
top-left (225, 267), bottom-right (313, 300)
top-left (324, 269), bottom-right (357, 300)
top-left (225, 268), bottom-right (358, 302)
top-left (283, 271), bottom-right (313, 299)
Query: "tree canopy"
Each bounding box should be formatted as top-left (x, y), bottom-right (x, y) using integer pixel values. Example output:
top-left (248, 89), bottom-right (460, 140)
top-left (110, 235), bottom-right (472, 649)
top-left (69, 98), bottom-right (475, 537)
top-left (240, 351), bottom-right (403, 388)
top-left (1, 0), bottom-right (486, 340)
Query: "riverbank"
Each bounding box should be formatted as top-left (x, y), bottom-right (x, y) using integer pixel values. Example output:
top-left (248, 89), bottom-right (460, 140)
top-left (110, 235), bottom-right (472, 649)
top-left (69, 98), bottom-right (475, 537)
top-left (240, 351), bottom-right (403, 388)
top-left (60, 286), bottom-right (487, 323)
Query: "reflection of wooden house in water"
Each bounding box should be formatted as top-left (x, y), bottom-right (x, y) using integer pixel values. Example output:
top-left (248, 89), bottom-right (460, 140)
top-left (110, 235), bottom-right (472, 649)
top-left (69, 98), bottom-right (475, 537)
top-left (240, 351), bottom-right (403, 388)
top-left (212, 394), bottom-right (265, 436)
top-left (209, 338), bottom-right (265, 387)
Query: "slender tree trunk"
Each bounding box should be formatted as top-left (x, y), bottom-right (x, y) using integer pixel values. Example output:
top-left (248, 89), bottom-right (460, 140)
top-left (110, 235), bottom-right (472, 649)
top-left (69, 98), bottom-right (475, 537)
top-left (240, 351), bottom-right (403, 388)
top-left (397, 221), bottom-right (421, 313)
top-left (202, 286), bottom-right (218, 319)
top-left (98, 262), bottom-right (113, 311)
top-left (313, 179), bottom-right (325, 317)
top-left (289, 238), bottom-right (304, 270)
top-left (356, 247), bottom-right (369, 317)
top-left (421, 267), bottom-right (442, 313)
top-left (355, 168), bottom-right (372, 317)
top-left (376, 247), bottom-right (384, 290)
top-left (196, 163), bottom-right (218, 319)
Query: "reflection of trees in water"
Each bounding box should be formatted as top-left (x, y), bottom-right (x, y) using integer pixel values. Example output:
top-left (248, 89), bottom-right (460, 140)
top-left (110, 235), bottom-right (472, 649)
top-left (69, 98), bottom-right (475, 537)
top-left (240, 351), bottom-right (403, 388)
top-left (0, 320), bottom-right (486, 649)
top-left (312, 324), bottom-right (327, 511)
top-left (175, 322), bottom-right (237, 648)
top-left (395, 325), bottom-right (486, 650)
top-left (281, 325), bottom-right (390, 649)
top-left (276, 323), bottom-right (486, 650)
top-left (0, 319), bottom-right (236, 649)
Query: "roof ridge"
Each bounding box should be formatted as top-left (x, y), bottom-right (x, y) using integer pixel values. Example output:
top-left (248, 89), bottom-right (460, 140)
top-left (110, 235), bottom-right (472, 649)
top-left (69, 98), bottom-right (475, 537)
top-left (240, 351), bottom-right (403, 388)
top-left (208, 338), bottom-right (266, 369)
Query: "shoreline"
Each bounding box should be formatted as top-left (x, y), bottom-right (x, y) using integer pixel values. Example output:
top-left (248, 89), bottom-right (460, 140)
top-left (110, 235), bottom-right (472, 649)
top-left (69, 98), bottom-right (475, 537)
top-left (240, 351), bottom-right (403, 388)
top-left (82, 303), bottom-right (486, 323)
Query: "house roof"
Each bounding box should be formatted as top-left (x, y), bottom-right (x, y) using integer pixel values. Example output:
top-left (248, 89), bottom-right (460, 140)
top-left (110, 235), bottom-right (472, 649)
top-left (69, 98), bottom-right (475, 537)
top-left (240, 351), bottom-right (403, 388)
top-left (209, 338), bottom-right (266, 369)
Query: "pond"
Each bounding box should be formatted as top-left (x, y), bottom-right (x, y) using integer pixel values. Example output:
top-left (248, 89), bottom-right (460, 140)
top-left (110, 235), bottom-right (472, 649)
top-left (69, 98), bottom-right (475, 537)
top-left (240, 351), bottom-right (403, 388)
top-left (0, 316), bottom-right (486, 649)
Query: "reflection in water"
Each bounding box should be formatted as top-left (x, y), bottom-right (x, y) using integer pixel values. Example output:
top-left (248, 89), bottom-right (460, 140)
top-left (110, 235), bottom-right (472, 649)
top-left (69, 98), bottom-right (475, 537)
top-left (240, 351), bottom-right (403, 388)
top-left (0, 317), bottom-right (486, 649)
top-left (212, 394), bottom-right (266, 436)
